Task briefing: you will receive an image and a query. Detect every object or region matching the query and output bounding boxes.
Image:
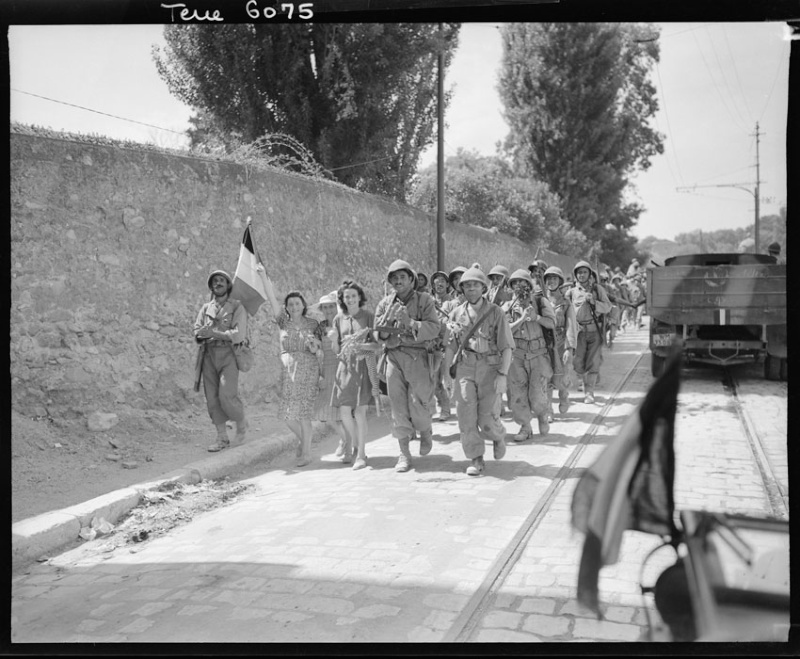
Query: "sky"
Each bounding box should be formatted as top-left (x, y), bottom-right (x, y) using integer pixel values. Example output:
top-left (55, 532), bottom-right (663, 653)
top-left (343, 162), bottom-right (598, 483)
top-left (8, 20), bottom-right (791, 243)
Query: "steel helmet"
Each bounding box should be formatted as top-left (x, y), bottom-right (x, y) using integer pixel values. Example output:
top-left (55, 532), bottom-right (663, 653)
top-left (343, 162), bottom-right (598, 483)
top-left (573, 260), bottom-right (597, 280)
top-left (508, 268), bottom-right (533, 287)
top-left (387, 259), bottom-right (416, 283)
top-left (207, 269), bottom-right (233, 290)
top-left (448, 265), bottom-right (467, 286)
top-left (488, 265), bottom-right (509, 280)
top-left (459, 266), bottom-right (489, 292)
top-left (542, 266), bottom-right (565, 285)
top-left (431, 270), bottom-right (449, 286)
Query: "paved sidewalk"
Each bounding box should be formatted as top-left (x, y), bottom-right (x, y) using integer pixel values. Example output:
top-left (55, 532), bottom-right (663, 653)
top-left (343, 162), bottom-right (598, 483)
top-left (11, 322), bottom-right (788, 644)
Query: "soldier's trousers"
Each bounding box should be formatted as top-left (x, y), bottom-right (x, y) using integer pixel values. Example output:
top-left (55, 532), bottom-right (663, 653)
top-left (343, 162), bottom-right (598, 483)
top-left (550, 334), bottom-right (571, 408)
top-left (574, 328), bottom-right (603, 395)
top-left (432, 357), bottom-right (451, 414)
top-left (455, 353), bottom-right (505, 459)
top-left (508, 351), bottom-right (552, 425)
top-left (202, 344), bottom-right (245, 426)
top-left (386, 347), bottom-right (434, 440)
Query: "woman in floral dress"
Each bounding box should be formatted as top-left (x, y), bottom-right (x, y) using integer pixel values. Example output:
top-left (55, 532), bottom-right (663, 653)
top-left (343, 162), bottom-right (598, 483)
top-left (330, 280), bottom-right (378, 470)
top-left (260, 266), bottom-right (322, 467)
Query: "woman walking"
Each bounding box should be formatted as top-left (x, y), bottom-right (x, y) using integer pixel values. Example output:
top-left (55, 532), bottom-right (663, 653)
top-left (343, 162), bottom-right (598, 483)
top-left (314, 291), bottom-right (353, 463)
top-left (260, 265), bottom-right (323, 467)
top-left (330, 280), bottom-right (377, 470)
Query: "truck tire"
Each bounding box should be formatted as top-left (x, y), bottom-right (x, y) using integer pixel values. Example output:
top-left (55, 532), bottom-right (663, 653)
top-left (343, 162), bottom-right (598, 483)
top-left (651, 353), bottom-right (665, 378)
top-left (765, 354), bottom-right (781, 380)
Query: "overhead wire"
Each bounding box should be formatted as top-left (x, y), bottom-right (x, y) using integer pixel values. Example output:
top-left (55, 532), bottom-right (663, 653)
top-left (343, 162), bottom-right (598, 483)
top-left (704, 24), bottom-right (752, 130)
top-left (11, 88), bottom-right (187, 136)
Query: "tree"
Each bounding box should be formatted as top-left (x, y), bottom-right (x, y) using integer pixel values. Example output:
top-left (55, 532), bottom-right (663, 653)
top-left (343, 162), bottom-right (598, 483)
top-left (153, 24), bottom-right (460, 202)
top-left (409, 149), bottom-right (590, 255)
top-left (497, 23), bottom-right (664, 262)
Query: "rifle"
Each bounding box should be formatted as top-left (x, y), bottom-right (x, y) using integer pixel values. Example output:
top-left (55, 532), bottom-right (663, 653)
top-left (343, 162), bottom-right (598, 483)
top-left (193, 341), bottom-right (207, 392)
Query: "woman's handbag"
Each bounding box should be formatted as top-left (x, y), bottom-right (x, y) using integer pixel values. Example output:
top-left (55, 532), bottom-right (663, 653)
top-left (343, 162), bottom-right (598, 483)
top-left (232, 342), bottom-right (254, 373)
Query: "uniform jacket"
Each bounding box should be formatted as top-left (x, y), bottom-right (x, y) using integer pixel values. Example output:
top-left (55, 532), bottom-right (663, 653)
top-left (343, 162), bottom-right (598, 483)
top-left (565, 282), bottom-right (613, 327)
top-left (374, 289), bottom-right (441, 350)
top-left (194, 297), bottom-right (248, 345)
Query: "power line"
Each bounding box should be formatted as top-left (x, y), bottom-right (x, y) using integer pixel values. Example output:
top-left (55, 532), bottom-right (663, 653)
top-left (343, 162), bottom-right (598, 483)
top-left (11, 88), bottom-right (187, 135)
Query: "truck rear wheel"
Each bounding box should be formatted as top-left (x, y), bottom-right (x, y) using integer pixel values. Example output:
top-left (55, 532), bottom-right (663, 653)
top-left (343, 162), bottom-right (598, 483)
top-left (765, 354), bottom-right (781, 380)
top-left (651, 353), bottom-right (665, 378)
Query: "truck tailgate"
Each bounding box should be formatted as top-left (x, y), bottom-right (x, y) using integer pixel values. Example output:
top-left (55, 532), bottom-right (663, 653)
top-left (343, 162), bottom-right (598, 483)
top-left (648, 264), bottom-right (786, 326)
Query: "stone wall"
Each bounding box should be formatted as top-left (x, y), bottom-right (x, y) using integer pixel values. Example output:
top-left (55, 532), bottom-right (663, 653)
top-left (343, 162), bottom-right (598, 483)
top-left (10, 132), bottom-right (547, 422)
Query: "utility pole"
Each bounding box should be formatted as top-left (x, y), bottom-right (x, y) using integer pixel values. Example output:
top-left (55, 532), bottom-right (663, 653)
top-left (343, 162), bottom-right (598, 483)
top-left (436, 22), bottom-right (445, 272)
top-left (754, 122), bottom-right (761, 252)
top-left (676, 123), bottom-right (764, 251)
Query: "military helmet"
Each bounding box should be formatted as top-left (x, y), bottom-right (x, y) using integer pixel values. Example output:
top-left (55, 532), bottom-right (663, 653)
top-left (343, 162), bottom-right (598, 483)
top-left (543, 266), bottom-right (565, 285)
top-left (488, 264), bottom-right (509, 280)
top-left (387, 259), bottom-right (416, 283)
top-left (459, 266), bottom-right (489, 291)
top-left (448, 265), bottom-right (467, 286)
top-left (207, 269), bottom-right (233, 290)
top-left (431, 270), bottom-right (449, 285)
top-left (508, 268), bottom-right (534, 286)
top-left (573, 260), bottom-right (597, 281)
top-left (768, 241), bottom-right (781, 255)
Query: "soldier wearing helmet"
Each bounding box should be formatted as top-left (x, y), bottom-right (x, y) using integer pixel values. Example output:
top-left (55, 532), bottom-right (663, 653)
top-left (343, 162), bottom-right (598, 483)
top-left (374, 259), bottom-right (442, 472)
top-left (543, 266), bottom-right (577, 417)
top-left (194, 269), bottom-right (249, 452)
top-left (501, 268), bottom-right (557, 440)
top-left (442, 267), bottom-right (515, 476)
top-left (601, 270), bottom-right (623, 348)
top-left (487, 265), bottom-right (511, 306)
top-left (564, 260), bottom-right (612, 404)
top-left (430, 270), bottom-right (455, 422)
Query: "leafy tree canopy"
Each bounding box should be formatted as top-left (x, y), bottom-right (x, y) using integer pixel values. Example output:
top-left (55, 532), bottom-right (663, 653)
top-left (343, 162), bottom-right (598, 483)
top-left (153, 23), bottom-right (460, 202)
top-left (497, 23), bottom-right (664, 261)
top-left (409, 149), bottom-right (590, 256)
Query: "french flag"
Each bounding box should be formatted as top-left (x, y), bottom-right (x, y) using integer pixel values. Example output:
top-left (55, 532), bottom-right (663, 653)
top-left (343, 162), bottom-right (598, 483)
top-left (230, 221), bottom-right (268, 316)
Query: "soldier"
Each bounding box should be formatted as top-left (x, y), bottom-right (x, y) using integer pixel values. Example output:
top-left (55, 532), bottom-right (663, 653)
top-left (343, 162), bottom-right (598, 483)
top-left (441, 266), bottom-right (467, 316)
top-left (528, 259), bottom-right (549, 295)
top-left (502, 269), bottom-right (556, 440)
top-left (600, 271), bottom-right (621, 348)
top-left (374, 260), bottom-right (442, 472)
top-left (487, 265), bottom-right (511, 306)
top-left (564, 261), bottom-right (613, 404)
top-left (543, 266), bottom-right (577, 416)
top-left (442, 267), bottom-right (514, 476)
top-left (430, 270), bottom-right (454, 422)
top-left (194, 270), bottom-right (249, 452)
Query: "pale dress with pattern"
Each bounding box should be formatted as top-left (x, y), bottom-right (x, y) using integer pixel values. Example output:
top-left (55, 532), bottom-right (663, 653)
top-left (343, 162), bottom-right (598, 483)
top-left (276, 314), bottom-right (322, 421)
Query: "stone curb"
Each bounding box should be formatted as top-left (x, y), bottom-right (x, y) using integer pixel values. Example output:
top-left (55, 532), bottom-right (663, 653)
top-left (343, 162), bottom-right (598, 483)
top-left (11, 424), bottom-right (320, 572)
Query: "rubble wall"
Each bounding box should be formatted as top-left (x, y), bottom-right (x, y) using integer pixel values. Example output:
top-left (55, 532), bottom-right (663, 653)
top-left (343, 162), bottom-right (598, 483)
top-left (10, 132), bottom-right (538, 421)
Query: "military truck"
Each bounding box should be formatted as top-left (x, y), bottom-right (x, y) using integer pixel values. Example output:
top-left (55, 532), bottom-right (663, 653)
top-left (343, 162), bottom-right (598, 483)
top-left (647, 253), bottom-right (786, 379)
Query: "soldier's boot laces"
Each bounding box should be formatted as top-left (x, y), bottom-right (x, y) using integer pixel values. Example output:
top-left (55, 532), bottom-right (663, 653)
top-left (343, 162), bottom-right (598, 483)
top-left (395, 436), bottom-right (413, 472)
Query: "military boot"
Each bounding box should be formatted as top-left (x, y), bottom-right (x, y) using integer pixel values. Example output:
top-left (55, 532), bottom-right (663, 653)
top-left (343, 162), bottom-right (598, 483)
top-left (395, 436), bottom-right (413, 472)
top-left (208, 423), bottom-right (230, 452)
top-left (232, 418), bottom-right (248, 446)
top-left (419, 430), bottom-right (433, 456)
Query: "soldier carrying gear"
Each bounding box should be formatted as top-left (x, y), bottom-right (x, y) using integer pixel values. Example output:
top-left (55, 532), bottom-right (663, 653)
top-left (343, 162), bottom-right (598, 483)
top-left (543, 266), bottom-right (577, 416)
top-left (194, 269), bottom-right (249, 452)
top-left (487, 264), bottom-right (511, 306)
top-left (374, 259), bottom-right (442, 472)
top-left (443, 267), bottom-right (515, 476)
top-left (502, 269), bottom-right (557, 440)
top-left (564, 260), bottom-right (612, 404)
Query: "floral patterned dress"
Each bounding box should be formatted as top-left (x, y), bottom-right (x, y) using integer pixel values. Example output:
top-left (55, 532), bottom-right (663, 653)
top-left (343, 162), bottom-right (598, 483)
top-left (276, 314), bottom-right (322, 421)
